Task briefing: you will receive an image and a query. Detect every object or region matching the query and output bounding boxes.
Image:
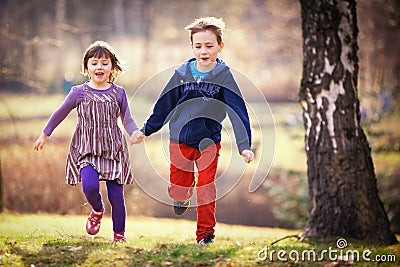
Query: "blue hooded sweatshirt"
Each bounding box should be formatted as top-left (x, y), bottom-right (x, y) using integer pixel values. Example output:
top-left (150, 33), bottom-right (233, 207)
top-left (141, 58), bottom-right (252, 154)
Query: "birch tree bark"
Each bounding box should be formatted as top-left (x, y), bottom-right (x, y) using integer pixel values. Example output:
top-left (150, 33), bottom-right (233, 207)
top-left (299, 0), bottom-right (396, 244)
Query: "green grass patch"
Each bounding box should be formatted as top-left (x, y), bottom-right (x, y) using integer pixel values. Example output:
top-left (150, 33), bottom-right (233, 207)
top-left (0, 213), bottom-right (399, 266)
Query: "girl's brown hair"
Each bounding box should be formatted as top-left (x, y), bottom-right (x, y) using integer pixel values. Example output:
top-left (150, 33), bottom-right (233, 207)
top-left (184, 17), bottom-right (225, 45)
top-left (82, 40), bottom-right (124, 83)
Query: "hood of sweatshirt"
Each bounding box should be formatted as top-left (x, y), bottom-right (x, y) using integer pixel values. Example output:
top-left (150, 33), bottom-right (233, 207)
top-left (175, 58), bottom-right (230, 83)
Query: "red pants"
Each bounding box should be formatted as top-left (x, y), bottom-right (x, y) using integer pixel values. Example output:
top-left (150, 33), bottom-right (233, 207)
top-left (168, 141), bottom-right (221, 241)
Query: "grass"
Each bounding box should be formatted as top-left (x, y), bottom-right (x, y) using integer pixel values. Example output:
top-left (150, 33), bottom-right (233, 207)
top-left (0, 213), bottom-right (399, 266)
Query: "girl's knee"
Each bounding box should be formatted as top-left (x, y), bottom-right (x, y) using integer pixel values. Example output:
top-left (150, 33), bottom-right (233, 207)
top-left (83, 185), bottom-right (99, 197)
top-left (108, 193), bottom-right (124, 207)
top-left (107, 181), bottom-right (125, 207)
top-left (81, 165), bottom-right (100, 195)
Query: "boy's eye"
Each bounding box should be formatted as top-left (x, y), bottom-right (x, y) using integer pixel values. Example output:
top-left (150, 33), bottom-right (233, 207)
top-left (207, 45), bottom-right (213, 48)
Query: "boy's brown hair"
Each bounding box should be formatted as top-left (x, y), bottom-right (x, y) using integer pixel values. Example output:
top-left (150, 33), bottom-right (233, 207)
top-left (185, 17), bottom-right (225, 45)
top-left (82, 40), bottom-right (124, 83)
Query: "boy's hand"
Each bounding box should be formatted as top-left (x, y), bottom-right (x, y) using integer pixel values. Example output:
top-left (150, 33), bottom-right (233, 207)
top-left (130, 130), bottom-right (145, 145)
top-left (241, 149), bottom-right (254, 163)
top-left (34, 132), bottom-right (49, 151)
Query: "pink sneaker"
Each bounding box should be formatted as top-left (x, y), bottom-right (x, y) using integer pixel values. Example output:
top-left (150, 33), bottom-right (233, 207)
top-left (114, 231), bottom-right (126, 242)
top-left (86, 208), bottom-right (104, 235)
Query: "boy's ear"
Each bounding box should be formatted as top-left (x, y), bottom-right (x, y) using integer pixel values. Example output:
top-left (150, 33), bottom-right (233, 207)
top-left (218, 42), bottom-right (224, 52)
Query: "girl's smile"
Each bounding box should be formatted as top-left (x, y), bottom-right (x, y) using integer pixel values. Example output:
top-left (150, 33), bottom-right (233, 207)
top-left (87, 57), bottom-right (112, 89)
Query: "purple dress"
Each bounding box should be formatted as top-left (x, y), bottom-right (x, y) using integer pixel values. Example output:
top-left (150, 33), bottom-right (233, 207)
top-left (43, 82), bottom-right (138, 185)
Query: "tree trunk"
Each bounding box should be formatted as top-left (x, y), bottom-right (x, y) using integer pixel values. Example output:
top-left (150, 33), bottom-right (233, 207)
top-left (299, 0), bottom-right (396, 244)
top-left (113, 0), bottom-right (125, 35)
top-left (54, 0), bottom-right (66, 94)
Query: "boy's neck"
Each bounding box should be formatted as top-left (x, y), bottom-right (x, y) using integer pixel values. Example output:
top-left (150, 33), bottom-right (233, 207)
top-left (195, 61), bottom-right (217, 73)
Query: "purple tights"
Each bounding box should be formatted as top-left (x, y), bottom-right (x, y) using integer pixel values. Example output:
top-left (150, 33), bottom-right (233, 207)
top-left (80, 165), bottom-right (126, 233)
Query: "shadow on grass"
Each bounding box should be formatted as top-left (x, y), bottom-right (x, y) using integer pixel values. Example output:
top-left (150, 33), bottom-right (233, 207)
top-left (123, 242), bottom-right (240, 266)
top-left (6, 237), bottom-right (240, 266)
top-left (6, 237), bottom-right (111, 266)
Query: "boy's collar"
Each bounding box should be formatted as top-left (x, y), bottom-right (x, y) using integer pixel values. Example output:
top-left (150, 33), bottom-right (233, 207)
top-left (177, 58), bottom-right (228, 78)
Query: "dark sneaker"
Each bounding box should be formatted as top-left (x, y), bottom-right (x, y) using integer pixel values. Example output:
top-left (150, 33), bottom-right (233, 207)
top-left (86, 207), bottom-right (104, 235)
top-left (114, 231), bottom-right (126, 243)
top-left (173, 199), bottom-right (191, 215)
top-left (197, 234), bottom-right (214, 245)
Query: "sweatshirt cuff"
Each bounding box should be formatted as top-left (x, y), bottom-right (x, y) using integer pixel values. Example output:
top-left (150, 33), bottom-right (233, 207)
top-left (238, 144), bottom-right (251, 155)
top-left (43, 128), bottom-right (52, 137)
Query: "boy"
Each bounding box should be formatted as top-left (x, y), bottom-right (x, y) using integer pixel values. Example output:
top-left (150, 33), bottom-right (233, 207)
top-left (132, 17), bottom-right (254, 244)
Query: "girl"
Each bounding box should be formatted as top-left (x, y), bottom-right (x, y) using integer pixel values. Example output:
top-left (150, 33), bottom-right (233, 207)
top-left (131, 17), bottom-right (254, 244)
top-left (34, 40), bottom-right (139, 242)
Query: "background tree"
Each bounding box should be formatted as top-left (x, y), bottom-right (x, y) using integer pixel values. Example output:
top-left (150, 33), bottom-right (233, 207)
top-left (299, 0), bottom-right (396, 244)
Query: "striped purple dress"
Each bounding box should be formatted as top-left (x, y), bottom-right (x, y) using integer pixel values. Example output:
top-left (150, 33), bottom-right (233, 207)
top-left (66, 84), bottom-right (134, 185)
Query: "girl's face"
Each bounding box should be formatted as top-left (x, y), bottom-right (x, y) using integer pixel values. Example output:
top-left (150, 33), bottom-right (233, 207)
top-left (191, 30), bottom-right (224, 71)
top-left (87, 56), bottom-right (112, 87)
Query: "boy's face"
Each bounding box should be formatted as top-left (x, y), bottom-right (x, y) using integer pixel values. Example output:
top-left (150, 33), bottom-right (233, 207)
top-left (191, 30), bottom-right (224, 69)
top-left (87, 56), bottom-right (112, 85)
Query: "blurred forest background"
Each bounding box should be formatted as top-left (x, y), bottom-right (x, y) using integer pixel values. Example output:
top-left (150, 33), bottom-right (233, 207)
top-left (0, 0), bottom-right (399, 233)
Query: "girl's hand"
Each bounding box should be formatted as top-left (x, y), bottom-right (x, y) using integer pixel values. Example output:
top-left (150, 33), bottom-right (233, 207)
top-left (34, 132), bottom-right (49, 151)
top-left (241, 149), bottom-right (254, 163)
top-left (130, 130), bottom-right (145, 145)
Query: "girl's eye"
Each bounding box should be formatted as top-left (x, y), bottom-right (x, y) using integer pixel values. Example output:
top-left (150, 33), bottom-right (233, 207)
top-left (207, 46), bottom-right (213, 48)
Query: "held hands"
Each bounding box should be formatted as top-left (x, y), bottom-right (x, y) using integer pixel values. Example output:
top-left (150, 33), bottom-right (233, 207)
top-left (241, 149), bottom-right (254, 163)
top-left (130, 130), bottom-right (145, 145)
top-left (33, 132), bottom-right (49, 151)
